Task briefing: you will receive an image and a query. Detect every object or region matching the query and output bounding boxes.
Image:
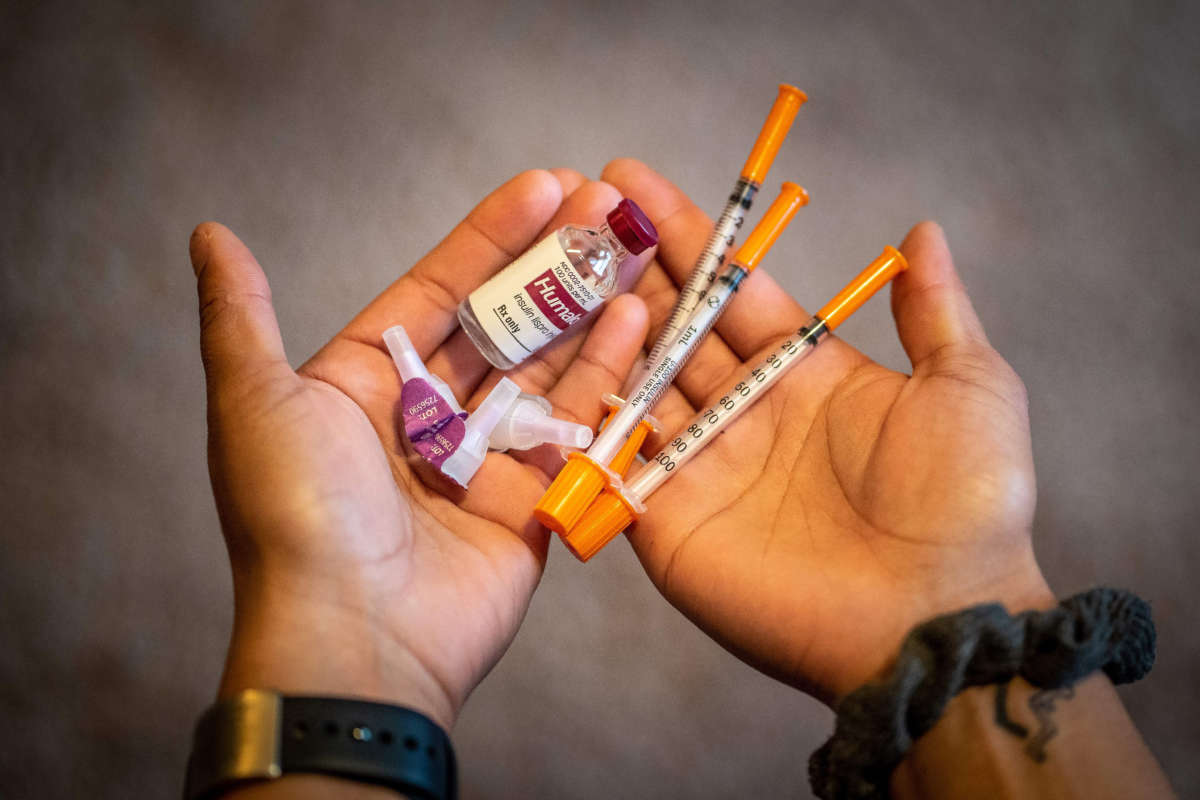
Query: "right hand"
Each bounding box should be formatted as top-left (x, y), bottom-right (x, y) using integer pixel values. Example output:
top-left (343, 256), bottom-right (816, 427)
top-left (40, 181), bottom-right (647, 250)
top-left (189, 169), bottom-right (652, 732)
top-left (604, 159), bottom-right (1056, 704)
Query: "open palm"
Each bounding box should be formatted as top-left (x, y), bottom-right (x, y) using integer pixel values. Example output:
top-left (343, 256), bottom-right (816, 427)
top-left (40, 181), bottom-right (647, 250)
top-left (193, 156), bottom-right (1055, 729)
top-left (191, 169), bottom-right (652, 728)
top-left (600, 160), bottom-right (1054, 704)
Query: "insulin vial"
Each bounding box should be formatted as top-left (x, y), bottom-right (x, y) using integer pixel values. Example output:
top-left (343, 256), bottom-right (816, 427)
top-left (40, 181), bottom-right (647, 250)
top-left (458, 199), bottom-right (658, 369)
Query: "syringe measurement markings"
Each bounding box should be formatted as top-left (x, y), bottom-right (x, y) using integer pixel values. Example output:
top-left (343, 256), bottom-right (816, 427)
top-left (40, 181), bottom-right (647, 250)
top-left (597, 271), bottom-right (741, 462)
top-left (542, 182), bottom-right (810, 534)
top-left (645, 181), bottom-right (755, 367)
top-left (631, 325), bottom-right (823, 498)
top-left (681, 192), bottom-right (749, 296)
top-left (568, 246), bottom-right (906, 562)
top-left (642, 83), bottom-right (804, 379)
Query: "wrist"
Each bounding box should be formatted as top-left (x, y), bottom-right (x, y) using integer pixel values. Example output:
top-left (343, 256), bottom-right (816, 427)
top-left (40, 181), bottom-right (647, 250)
top-left (811, 587), bottom-right (1161, 799)
top-left (891, 673), bottom-right (1175, 800)
top-left (220, 573), bottom-right (455, 731)
top-left (189, 689), bottom-right (454, 800)
top-left (837, 548), bottom-right (1056, 702)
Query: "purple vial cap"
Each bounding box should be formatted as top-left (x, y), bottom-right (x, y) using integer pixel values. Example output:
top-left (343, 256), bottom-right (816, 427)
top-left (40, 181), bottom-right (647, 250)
top-left (606, 199), bottom-right (658, 255)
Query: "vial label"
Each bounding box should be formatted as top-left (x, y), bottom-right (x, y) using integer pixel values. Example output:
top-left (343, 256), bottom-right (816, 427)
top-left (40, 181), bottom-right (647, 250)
top-left (466, 235), bottom-right (603, 365)
top-left (400, 377), bottom-right (467, 467)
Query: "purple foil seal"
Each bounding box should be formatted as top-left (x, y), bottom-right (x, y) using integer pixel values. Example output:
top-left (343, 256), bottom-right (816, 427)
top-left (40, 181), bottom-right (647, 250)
top-left (400, 378), bottom-right (467, 468)
top-left (412, 416), bottom-right (466, 467)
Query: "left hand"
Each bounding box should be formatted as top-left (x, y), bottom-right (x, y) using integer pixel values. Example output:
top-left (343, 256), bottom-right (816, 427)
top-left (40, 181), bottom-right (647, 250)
top-left (598, 159), bottom-right (1051, 704)
top-left (190, 168), bottom-right (651, 730)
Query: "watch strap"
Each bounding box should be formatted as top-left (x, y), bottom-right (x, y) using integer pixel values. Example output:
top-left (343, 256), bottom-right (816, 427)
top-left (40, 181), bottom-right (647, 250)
top-left (185, 690), bottom-right (456, 800)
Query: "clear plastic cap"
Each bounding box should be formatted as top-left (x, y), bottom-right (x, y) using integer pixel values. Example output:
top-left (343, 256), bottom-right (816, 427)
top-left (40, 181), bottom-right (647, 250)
top-left (489, 394), bottom-right (594, 452)
top-left (383, 325), bottom-right (428, 384)
top-left (441, 377), bottom-right (522, 487)
top-left (384, 324), bottom-right (463, 414)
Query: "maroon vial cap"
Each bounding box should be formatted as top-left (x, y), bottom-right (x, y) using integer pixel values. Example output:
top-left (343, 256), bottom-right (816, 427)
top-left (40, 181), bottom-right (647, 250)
top-left (606, 199), bottom-right (658, 255)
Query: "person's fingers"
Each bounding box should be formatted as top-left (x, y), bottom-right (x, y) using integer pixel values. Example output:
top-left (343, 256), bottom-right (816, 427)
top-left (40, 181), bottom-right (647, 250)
top-left (423, 328), bottom-right (493, 401)
top-left (542, 294), bottom-right (649, 427)
top-left (189, 222), bottom-right (291, 398)
top-left (340, 170), bottom-right (565, 357)
top-left (307, 168), bottom-right (595, 407)
top-left (602, 158), bottom-right (812, 360)
top-left (548, 166), bottom-right (588, 197)
top-left (892, 221), bottom-right (990, 367)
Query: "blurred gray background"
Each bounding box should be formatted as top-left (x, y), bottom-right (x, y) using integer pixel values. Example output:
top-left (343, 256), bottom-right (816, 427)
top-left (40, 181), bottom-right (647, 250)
top-left (2, 0), bottom-right (1198, 796)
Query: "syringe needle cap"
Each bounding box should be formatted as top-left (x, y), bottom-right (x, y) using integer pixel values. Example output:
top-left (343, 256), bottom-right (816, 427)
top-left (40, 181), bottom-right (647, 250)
top-left (534, 454), bottom-right (609, 535)
top-left (817, 246), bottom-right (910, 331)
top-left (733, 182), bottom-right (809, 271)
top-left (562, 489), bottom-right (638, 563)
top-left (533, 414), bottom-right (653, 534)
top-left (741, 84), bottom-right (807, 185)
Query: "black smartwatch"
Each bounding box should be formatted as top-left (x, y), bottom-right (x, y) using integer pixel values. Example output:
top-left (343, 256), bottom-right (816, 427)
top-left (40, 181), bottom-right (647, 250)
top-left (184, 690), bottom-right (456, 800)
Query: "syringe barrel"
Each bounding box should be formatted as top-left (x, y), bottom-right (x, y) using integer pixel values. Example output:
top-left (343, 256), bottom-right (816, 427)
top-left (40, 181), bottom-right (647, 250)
top-left (588, 271), bottom-right (745, 464)
top-left (637, 84), bottom-right (805, 388)
top-left (639, 179), bottom-right (757, 377)
top-left (627, 316), bottom-right (827, 500)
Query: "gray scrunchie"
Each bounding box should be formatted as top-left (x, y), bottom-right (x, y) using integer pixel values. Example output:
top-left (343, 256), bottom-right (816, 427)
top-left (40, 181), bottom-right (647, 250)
top-left (808, 587), bottom-right (1155, 800)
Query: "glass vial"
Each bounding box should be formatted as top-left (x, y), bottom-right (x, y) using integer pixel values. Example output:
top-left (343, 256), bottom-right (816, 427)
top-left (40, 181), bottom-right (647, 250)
top-left (458, 199), bottom-right (657, 370)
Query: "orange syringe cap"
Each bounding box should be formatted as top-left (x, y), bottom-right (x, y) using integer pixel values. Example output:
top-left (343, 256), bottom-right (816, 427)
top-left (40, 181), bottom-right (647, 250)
top-left (533, 453), bottom-right (608, 535)
top-left (740, 84), bottom-right (807, 185)
top-left (533, 418), bottom-right (655, 535)
top-left (732, 182), bottom-right (808, 271)
top-left (817, 246), bottom-right (910, 330)
top-left (562, 488), bottom-right (639, 563)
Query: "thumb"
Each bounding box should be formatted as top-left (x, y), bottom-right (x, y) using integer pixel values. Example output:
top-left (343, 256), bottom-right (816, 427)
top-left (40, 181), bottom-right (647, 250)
top-left (891, 221), bottom-right (990, 369)
top-left (189, 222), bottom-right (290, 397)
top-left (891, 222), bottom-right (1028, 411)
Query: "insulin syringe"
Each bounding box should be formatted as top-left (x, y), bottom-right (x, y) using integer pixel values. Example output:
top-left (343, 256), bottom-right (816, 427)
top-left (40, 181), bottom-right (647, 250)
top-left (534, 182), bottom-right (809, 535)
top-left (631, 84), bottom-right (806, 387)
top-left (561, 246), bottom-right (910, 562)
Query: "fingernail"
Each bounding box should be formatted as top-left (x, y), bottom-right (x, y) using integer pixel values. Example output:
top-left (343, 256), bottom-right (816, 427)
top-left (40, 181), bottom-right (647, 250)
top-left (924, 220), bottom-right (947, 244)
top-left (189, 224), bottom-right (213, 277)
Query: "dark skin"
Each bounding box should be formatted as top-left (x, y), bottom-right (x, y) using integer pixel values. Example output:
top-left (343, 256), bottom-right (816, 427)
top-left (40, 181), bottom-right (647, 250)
top-left (196, 171), bottom-right (654, 731)
top-left (191, 159), bottom-right (1173, 798)
top-left (600, 161), bottom-right (1050, 704)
